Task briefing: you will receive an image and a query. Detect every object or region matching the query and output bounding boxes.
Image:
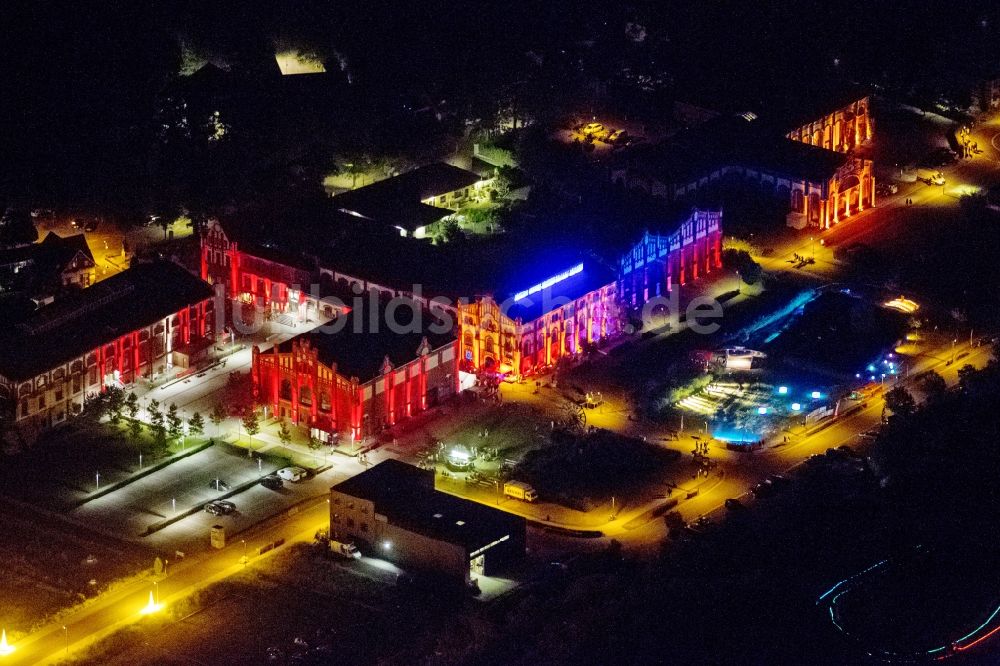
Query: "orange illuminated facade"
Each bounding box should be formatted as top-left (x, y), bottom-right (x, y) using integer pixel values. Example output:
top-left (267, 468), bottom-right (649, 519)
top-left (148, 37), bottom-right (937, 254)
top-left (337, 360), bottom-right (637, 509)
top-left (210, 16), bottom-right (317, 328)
top-left (785, 95), bottom-right (872, 153)
top-left (456, 262), bottom-right (620, 377)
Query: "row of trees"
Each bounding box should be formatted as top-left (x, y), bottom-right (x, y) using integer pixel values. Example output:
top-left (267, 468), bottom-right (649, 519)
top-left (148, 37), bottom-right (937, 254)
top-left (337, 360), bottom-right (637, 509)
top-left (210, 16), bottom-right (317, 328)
top-left (82, 383), bottom-right (307, 456)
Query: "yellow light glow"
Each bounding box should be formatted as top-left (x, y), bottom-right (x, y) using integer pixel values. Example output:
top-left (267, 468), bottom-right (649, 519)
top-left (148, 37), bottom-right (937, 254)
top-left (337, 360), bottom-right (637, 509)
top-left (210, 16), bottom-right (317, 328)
top-left (140, 591), bottom-right (162, 615)
top-left (0, 629), bottom-right (14, 655)
top-left (884, 297), bottom-right (919, 314)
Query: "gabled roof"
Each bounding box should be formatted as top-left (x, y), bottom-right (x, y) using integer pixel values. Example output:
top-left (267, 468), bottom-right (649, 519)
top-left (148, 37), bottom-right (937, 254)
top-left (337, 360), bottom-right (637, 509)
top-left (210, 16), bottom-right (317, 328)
top-left (0, 261), bottom-right (213, 382)
top-left (35, 232), bottom-right (95, 273)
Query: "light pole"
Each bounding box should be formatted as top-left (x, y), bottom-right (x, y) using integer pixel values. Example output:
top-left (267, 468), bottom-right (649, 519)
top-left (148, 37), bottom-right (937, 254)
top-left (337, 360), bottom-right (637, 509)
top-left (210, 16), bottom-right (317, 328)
top-left (810, 236), bottom-right (815, 259)
top-left (62, 625), bottom-right (68, 655)
top-left (240, 539), bottom-right (248, 566)
top-left (153, 581), bottom-right (159, 605)
top-left (951, 338), bottom-right (957, 364)
top-left (95, 471), bottom-right (100, 491)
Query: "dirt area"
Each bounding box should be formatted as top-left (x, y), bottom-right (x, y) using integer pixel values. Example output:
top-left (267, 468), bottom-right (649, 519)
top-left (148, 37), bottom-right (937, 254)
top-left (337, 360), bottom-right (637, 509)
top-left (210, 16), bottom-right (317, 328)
top-left (0, 511), bottom-right (148, 635)
top-left (62, 544), bottom-right (468, 666)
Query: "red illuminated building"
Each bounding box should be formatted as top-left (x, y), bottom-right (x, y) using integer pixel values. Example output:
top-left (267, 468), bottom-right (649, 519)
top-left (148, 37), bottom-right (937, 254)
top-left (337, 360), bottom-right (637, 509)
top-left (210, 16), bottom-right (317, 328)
top-left (0, 262), bottom-right (215, 437)
top-left (252, 298), bottom-right (457, 441)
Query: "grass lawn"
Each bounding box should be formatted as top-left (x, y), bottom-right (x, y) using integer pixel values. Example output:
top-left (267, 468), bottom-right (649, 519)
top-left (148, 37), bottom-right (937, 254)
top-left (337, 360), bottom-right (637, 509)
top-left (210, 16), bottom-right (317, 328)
top-left (516, 429), bottom-right (682, 511)
top-left (0, 418), bottom-right (208, 509)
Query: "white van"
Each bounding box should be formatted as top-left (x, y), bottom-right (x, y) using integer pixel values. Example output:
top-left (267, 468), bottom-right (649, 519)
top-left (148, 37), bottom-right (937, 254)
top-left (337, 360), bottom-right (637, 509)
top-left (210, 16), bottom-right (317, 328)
top-left (330, 540), bottom-right (361, 559)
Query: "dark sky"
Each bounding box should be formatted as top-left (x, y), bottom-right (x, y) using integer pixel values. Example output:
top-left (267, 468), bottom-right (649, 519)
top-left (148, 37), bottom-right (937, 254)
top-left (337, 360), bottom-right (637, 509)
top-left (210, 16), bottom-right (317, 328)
top-left (3, 1), bottom-right (999, 204)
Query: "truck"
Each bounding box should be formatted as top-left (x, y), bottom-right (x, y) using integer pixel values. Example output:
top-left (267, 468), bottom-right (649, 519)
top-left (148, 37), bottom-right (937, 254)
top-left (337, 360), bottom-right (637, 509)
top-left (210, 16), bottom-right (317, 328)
top-left (915, 168), bottom-right (945, 186)
top-left (504, 481), bottom-right (538, 502)
top-left (329, 539), bottom-right (361, 559)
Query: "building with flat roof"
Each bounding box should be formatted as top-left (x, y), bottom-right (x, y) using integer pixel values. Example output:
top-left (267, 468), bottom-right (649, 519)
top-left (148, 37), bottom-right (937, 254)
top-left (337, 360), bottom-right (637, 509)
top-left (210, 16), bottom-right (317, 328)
top-left (0, 261), bottom-right (215, 436)
top-left (330, 459), bottom-right (526, 583)
top-left (332, 163), bottom-right (493, 238)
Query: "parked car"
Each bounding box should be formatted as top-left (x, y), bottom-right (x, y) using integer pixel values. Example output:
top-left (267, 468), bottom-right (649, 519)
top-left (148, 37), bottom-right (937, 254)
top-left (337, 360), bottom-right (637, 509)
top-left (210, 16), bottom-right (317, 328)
top-left (205, 500), bottom-right (235, 516)
top-left (768, 474), bottom-right (791, 489)
top-left (582, 122), bottom-right (604, 135)
top-left (725, 498), bottom-right (745, 511)
top-left (751, 480), bottom-right (775, 497)
top-left (277, 466), bottom-right (308, 482)
top-left (261, 474), bottom-right (283, 490)
top-left (837, 444), bottom-right (861, 458)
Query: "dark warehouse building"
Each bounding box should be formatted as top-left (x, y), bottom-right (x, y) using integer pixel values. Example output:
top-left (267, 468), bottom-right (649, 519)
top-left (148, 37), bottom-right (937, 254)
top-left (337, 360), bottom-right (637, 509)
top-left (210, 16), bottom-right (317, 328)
top-left (330, 460), bottom-right (526, 583)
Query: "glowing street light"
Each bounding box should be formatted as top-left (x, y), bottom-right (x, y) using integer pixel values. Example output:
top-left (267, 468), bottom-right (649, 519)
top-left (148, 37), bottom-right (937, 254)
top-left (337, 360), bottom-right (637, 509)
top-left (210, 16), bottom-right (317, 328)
top-left (140, 590), bottom-right (161, 615)
top-left (0, 629), bottom-right (14, 655)
top-left (778, 386), bottom-right (788, 395)
top-left (791, 403), bottom-right (802, 411)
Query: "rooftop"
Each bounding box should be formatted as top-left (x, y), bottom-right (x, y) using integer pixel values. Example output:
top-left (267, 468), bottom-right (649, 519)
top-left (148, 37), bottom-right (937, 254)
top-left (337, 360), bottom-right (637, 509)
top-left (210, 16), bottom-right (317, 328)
top-left (332, 163), bottom-right (484, 232)
top-left (505, 258), bottom-right (617, 322)
top-left (333, 460), bottom-right (525, 553)
top-left (0, 261), bottom-right (214, 382)
top-left (621, 114), bottom-right (849, 186)
top-left (274, 297), bottom-right (456, 382)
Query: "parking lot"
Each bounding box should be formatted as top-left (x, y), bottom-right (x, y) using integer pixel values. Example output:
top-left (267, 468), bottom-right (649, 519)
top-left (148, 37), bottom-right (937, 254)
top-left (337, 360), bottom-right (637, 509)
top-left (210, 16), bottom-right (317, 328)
top-left (71, 443), bottom-right (302, 543)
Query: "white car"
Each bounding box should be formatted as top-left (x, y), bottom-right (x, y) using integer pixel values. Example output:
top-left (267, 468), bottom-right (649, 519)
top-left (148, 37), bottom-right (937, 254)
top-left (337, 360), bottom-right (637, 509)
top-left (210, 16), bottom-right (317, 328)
top-left (277, 466), bottom-right (307, 482)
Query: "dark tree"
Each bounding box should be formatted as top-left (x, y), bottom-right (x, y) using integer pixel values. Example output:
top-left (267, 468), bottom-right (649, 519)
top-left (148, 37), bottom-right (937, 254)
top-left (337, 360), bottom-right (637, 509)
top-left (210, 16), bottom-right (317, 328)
top-left (166, 403), bottom-right (183, 441)
top-left (884, 386), bottom-right (916, 418)
top-left (188, 412), bottom-right (205, 439)
top-left (918, 371), bottom-right (948, 401)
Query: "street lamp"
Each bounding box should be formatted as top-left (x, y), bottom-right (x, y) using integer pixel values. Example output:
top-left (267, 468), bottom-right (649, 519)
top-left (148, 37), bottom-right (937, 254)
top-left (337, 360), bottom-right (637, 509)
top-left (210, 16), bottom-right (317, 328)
top-left (62, 625), bottom-right (68, 655)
